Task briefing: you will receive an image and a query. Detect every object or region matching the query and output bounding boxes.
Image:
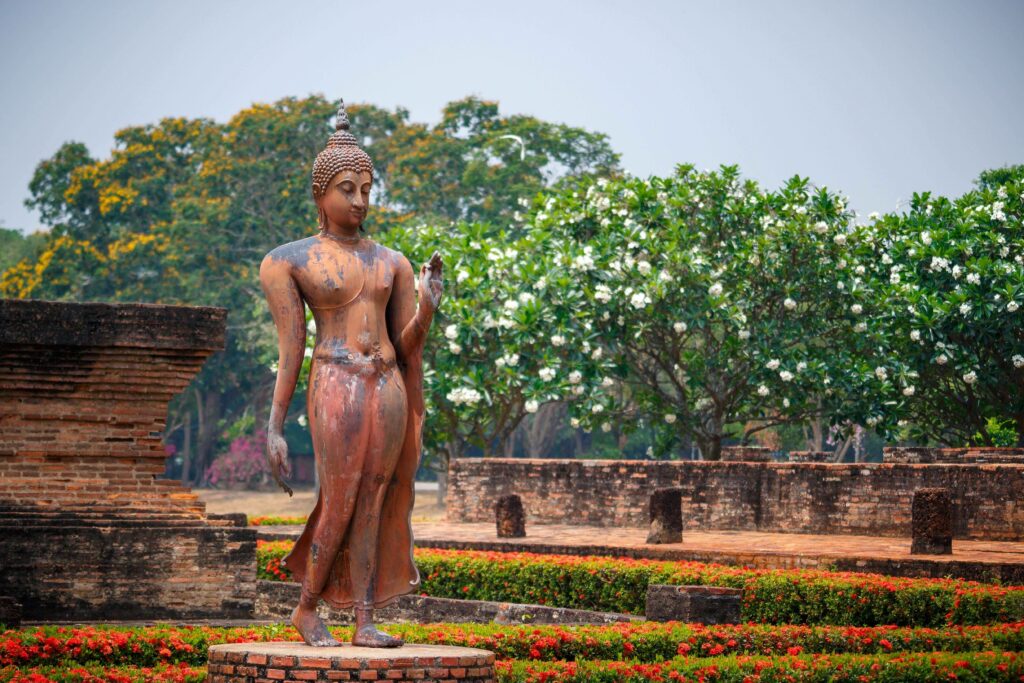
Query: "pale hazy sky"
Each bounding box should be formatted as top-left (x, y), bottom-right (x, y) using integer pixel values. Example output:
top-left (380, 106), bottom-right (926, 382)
top-left (1, 0), bottom-right (1022, 234)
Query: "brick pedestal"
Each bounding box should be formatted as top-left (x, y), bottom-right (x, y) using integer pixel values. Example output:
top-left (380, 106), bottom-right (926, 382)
top-left (208, 642), bottom-right (495, 683)
top-left (646, 487), bottom-right (683, 544)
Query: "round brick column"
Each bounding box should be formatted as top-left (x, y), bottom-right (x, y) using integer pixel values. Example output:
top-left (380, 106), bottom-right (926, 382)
top-left (208, 642), bottom-right (495, 683)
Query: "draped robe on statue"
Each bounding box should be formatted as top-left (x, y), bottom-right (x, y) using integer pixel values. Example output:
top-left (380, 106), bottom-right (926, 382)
top-left (282, 341), bottom-right (424, 609)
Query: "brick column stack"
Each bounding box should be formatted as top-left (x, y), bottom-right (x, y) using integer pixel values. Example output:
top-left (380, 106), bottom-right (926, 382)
top-left (0, 299), bottom-right (255, 621)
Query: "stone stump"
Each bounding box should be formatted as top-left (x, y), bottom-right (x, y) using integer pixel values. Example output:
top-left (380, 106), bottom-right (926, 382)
top-left (646, 487), bottom-right (683, 544)
top-left (207, 642), bottom-right (496, 683)
top-left (646, 585), bottom-right (742, 624)
top-left (495, 494), bottom-right (526, 538)
top-left (911, 487), bottom-right (954, 555)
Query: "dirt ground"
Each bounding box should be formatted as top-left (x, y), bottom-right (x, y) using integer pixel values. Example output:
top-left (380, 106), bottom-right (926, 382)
top-left (197, 483), bottom-right (446, 523)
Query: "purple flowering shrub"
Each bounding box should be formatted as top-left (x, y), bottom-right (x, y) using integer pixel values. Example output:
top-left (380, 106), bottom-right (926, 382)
top-left (205, 433), bottom-right (272, 489)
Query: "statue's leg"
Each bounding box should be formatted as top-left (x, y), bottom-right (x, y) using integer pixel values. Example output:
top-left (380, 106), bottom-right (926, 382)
top-left (350, 369), bottom-right (408, 648)
top-left (293, 365), bottom-right (371, 647)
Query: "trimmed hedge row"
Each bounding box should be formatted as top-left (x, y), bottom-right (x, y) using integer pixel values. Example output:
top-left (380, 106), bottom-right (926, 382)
top-left (257, 542), bottom-right (1024, 626)
top-left (247, 515), bottom-right (306, 526)
top-left (4, 622), bottom-right (1024, 667)
top-left (495, 651), bottom-right (1024, 682)
top-left (0, 662), bottom-right (203, 682)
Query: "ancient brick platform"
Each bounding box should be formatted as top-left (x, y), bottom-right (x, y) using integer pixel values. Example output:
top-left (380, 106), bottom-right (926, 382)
top-left (0, 299), bottom-right (255, 620)
top-left (208, 642), bottom-right (495, 683)
top-left (447, 458), bottom-right (1024, 540)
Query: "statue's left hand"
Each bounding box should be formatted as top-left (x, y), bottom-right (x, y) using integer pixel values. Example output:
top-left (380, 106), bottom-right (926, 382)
top-left (418, 251), bottom-right (443, 313)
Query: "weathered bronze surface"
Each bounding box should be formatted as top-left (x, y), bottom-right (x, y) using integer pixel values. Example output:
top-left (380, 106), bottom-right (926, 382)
top-left (260, 99), bottom-right (442, 648)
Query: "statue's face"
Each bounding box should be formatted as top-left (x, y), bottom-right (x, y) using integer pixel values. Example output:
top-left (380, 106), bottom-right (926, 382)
top-left (319, 169), bottom-right (371, 231)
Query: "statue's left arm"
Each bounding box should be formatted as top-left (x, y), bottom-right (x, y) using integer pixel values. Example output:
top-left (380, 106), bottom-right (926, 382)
top-left (387, 251), bottom-right (443, 364)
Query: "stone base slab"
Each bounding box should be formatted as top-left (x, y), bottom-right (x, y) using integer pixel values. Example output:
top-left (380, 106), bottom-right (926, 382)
top-left (208, 642), bottom-right (495, 682)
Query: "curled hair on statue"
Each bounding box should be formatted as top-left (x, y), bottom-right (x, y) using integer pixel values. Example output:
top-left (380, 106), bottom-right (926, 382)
top-left (312, 99), bottom-right (374, 234)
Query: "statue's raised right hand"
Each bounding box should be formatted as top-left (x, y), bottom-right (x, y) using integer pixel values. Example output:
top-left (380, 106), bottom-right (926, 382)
top-left (267, 429), bottom-right (294, 497)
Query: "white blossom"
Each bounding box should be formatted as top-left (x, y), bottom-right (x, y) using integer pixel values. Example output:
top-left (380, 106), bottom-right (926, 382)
top-left (766, 359), bottom-right (781, 370)
top-left (551, 334), bottom-right (566, 347)
top-left (855, 322), bottom-right (867, 332)
top-left (592, 404), bottom-right (605, 414)
top-left (664, 414), bottom-right (677, 424)
top-left (875, 366), bottom-right (888, 381)
top-left (447, 387), bottom-right (482, 405)
top-left (594, 284), bottom-right (612, 303)
top-left (568, 370), bottom-right (583, 384)
top-left (601, 422), bottom-right (612, 433)
top-left (456, 269), bottom-right (470, 283)
top-left (779, 370), bottom-right (794, 382)
top-left (966, 272), bottom-right (980, 285)
top-left (963, 370), bottom-right (978, 385)
top-left (539, 367), bottom-right (556, 381)
top-left (297, 414), bottom-right (308, 426)
top-left (1013, 354), bottom-right (1024, 368)
top-left (920, 231), bottom-right (932, 246)
top-left (708, 282), bottom-right (724, 297)
top-left (757, 385), bottom-right (770, 397)
top-left (738, 329), bottom-right (751, 340)
top-left (851, 303), bottom-right (863, 315)
top-left (782, 398), bottom-right (790, 408)
top-left (796, 361), bottom-right (807, 372)
top-left (814, 221), bottom-right (829, 234)
top-left (903, 386), bottom-right (915, 397)
top-left (524, 399), bottom-right (539, 414)
top-left (591, 347), bottom-right (603, 360)
top-left (444, 324), bottom-right (458, 340)
top-left (959, 303), bottom-right (972, 315)
top-left (869, 212), bottom-right (880, 221)
top-left (658, 270), bottom-right (673, 283)
top-left (833, 233), bottom-right (847, 246)
top-left (673, 321), bottom-right (687, 334)
top-left (784, 297), bottom-right (797, 310)
top-left (570, 417), bottom-right (581, 428)
top-left (448, 342), bottom-right (462, 354)
top-left (630, 291), bottom-right (651, 309)
top-left (1008, 301), bottom-right (1020, 313)
top-left (910, 330), bottom-right (921, 341)
top-left (936, 354), bottom-right (948, 365)
top-left (637, 260), bottom-right (652, 275)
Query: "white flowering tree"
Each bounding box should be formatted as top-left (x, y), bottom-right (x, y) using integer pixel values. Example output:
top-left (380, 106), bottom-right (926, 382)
top-left (382, 220), bottom-right (611, 473)
top-left (849, 166), bottom-right (1024, 445)
top-left (527, 165), bottom-right (895, 460)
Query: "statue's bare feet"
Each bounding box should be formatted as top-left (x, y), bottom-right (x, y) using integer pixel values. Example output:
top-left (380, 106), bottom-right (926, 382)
top-left (291, 605), bottom-right (340, 647)
top-left (352, 624), bottom-right (404, 648)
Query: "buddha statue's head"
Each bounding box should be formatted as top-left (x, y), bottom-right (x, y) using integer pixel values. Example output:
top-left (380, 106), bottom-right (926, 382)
top-left (312, 99), bottom-right (375, 231)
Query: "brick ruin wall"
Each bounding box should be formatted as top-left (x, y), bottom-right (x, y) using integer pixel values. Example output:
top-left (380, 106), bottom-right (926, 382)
top-left (447, 458), bottom-right (1024, 541)
top-left (0, 299), bottom-right (255, 621)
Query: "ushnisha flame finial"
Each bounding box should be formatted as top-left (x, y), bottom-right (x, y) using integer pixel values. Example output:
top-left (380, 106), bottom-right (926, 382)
top-left (311, 97), bottom-right (374, 201)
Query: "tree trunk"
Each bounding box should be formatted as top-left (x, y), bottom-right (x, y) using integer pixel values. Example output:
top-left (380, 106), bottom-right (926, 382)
top-left (526, 402), bottom-right (566, 458)
top-left (179, 411), bottom-right (192, 484)
top-left (573, 429), bottom-right (586, 457)
top-left (193, 389), bottom-right (222, 486)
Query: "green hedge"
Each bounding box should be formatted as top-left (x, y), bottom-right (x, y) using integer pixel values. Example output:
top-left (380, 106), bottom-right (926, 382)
top-left (257, 542), bottom-right (1024, 627)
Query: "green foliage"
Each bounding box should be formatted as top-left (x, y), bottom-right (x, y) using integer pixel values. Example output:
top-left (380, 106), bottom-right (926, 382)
top-left (524, 166), bottom-right (891, 458)
top-left (973, 417), bottom-right (1019, 447)
top-left (0, 228), bottom-right (45, 275)
top-left (848, 172), bottom-right (1024, 446)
